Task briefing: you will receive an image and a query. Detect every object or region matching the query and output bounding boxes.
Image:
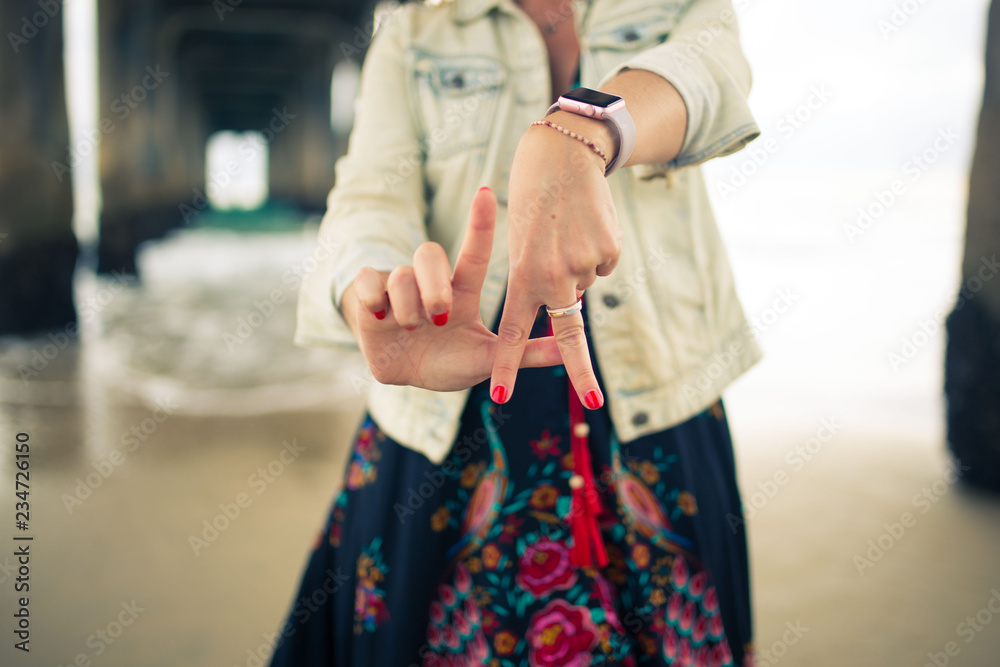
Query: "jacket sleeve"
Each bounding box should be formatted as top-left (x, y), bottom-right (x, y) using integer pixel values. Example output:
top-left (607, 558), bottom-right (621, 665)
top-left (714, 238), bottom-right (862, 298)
top-left (598, 0), bottom-right (760, 175)
top-left (296, 9), bottom-right (427, 350)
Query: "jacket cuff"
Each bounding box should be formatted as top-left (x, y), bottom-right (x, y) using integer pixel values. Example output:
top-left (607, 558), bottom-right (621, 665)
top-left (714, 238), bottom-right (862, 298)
top-left (294, 235), bottom-right (412, 351)
top-left (599, 52), bottom-right (760, 176)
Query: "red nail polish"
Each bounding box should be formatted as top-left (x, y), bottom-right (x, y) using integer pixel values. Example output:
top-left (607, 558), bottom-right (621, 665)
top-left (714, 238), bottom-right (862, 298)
top-left (432, 312), bottom-right (449, 326)
top-left (404, 325), bottom-right (417, 331)
top-left (373, 309), bottom-right (386, 320)
top-left (491, 385), bottom-right (507, 404)
top-left (584, 390), bottom-right (601, 410)
top-left (479, 186), bottom-right (491, 192)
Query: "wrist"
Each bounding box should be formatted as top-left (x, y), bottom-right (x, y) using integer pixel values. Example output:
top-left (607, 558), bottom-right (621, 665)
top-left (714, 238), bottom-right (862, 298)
top-left (546, 110), bottom-right (618, 164)
top-left (525, 120), bottom-right (608, 174)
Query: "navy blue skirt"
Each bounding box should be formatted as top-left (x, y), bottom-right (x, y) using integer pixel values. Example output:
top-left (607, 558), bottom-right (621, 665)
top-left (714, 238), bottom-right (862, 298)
top-left (271, 310), bottom-right (753, 667)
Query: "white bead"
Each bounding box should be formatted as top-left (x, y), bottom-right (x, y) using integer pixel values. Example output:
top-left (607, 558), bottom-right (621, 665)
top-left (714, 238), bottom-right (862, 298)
top-left (573, 422), bottom-right (590, 438)
top-left (569, 474), bottom-right (585, 490)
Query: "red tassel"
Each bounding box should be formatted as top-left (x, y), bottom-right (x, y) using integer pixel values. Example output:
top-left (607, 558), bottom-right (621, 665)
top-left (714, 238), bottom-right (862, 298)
top-left (570, 488), bottom-right (592, 567)
top-left (552, 303), bottom-right (608, 570)
top-left (568, 390), bottom-right (608, 568)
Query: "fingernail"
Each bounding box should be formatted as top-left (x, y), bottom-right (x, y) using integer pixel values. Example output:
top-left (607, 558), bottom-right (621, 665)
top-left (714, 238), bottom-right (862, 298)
top-left (584, 390), bottom-right (601, 410)
top-left (491, 385), bottom-right (507, 404)
top-left (479, 186), bottom-right (491, 192)
top-left (404, 325), bottom-right (417, 331)
top-left (373, 309), bottom-right (386, 320)
top-left (432, 312), bottom-right (449, 327)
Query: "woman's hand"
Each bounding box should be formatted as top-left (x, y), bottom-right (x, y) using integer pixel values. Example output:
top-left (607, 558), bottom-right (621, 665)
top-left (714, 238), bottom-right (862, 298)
top-left (490, 117), bottom-right (622, 408)
top-left (342, 187), bottom-right (563, 392)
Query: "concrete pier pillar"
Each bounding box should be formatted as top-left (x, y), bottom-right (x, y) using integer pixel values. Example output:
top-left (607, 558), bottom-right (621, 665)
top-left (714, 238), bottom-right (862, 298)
top-left (0, 0), bottom-right (78, 334)
top-left (945, 0), bottom-right (1000, 493)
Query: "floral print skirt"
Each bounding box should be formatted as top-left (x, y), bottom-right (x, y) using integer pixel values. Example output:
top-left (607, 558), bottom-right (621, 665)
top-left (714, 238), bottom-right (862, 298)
top-left (270, 317), bottom-right (754, 667)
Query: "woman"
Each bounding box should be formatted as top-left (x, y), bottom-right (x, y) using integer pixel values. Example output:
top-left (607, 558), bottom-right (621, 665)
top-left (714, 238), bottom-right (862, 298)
top-left (275, 0), bottom-right (761, 664)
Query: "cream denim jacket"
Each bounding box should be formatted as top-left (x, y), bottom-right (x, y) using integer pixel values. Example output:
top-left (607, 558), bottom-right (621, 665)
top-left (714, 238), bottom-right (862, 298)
top-left (297, 0), bottom-right (762, 463)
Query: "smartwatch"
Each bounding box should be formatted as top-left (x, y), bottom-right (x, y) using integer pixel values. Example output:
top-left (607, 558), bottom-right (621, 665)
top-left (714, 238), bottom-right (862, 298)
top-left (546, 87), bottom-right (636, 176)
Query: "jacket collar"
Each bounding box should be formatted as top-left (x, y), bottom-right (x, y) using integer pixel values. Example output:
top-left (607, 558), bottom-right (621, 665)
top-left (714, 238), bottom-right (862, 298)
top-left (450, 0), bottom-right (590, 27)
top-left (451, 0), bottom-right (505, 23)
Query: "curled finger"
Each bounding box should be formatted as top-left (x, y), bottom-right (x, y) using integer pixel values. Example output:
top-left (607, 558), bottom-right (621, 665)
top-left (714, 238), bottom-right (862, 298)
top-left (413, 242), bottom-right (453, 326)
top-left (353, 267), bottom-right (390, 321)
top-left (386, 265), bottom-right (422, 330)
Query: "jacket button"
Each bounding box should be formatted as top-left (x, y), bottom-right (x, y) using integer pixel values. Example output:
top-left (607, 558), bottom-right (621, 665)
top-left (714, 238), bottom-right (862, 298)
top-left (602, 294), bottom-right (620, 309)
top-left (631, 412), bottom-right (648, 426)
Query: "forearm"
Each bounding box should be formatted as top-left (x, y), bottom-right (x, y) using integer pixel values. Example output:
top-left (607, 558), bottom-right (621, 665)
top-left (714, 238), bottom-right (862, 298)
top-left (604, 68), bottom-right (688, 167)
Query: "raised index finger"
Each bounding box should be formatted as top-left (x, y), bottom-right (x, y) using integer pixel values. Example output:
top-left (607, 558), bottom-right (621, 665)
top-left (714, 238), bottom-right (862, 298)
top-left (452, 187), bottom-right (497, 298)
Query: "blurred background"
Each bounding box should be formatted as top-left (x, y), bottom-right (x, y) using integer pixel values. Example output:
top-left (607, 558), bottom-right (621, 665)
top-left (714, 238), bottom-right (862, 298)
top-left (1, 0), bottom-right (999, 665)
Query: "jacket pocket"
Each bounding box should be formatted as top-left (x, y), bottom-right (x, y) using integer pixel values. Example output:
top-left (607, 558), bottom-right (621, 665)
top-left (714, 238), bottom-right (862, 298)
top-left (586, 3), bottom-right (688, 51)
top-left (585, 2), bottom-right (690, 77)
top-left (410, 52), bottom-right (507, 160)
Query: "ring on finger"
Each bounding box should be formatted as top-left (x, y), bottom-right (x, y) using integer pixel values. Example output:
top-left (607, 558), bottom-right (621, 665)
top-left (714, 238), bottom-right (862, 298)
top-left (545, 299), bottom-right (583, 318)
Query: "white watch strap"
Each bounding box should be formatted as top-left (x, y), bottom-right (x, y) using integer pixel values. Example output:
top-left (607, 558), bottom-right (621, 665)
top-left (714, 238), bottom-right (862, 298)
top-left (545, 99), bottom-right (636, 176)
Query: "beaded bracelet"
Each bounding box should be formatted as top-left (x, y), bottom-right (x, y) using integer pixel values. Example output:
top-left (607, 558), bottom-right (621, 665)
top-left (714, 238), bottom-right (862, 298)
top-left (529, 119), bottom-right (609, 168)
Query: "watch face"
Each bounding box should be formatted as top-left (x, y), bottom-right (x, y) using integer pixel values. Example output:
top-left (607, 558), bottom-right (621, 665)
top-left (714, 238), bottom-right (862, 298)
top-left (562, 87), bottom-right (622, 108)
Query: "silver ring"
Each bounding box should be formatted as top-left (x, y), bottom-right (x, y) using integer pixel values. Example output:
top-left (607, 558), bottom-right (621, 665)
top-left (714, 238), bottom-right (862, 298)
top-left (545, 299), bottom-right (583, 318)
